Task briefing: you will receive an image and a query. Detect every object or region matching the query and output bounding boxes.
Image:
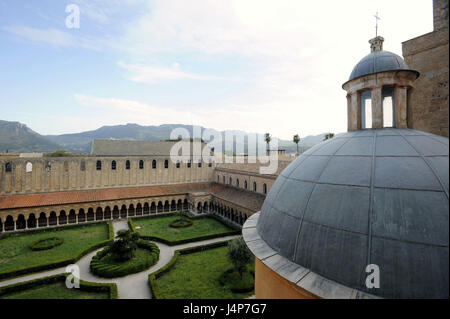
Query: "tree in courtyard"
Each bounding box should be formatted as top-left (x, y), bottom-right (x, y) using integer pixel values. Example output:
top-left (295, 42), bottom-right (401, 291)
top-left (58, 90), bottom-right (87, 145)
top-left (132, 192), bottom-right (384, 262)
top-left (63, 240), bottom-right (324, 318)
top-left (323, 133), bottom-right (335, 141)
top-left (293, 134), bottom-right (301, 155)
top-left (227, 238), bottom-right (252, 279)
top-left (48, 149), bottom-right (71, 157)
top-left (264, 133), bottom-right (271, 156)
top-left (109, 229), bottom-right (139, 262)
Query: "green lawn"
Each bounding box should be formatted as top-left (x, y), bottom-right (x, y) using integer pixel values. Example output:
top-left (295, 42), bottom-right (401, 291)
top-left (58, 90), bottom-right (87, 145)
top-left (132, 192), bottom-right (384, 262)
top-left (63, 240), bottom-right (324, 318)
top-left (154, 246), bottom-right (254, 299)
top-left (0, 223), bottom-right (109, 275)
top-left (0, 281), bottom-right (109, 299)
top-left (133, 216), bottom-right (235, 241)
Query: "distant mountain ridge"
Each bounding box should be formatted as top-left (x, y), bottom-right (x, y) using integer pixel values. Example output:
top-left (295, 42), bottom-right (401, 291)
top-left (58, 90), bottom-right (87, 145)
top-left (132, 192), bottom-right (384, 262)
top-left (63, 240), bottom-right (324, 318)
top-left (0, 120), bottom-right (61, 153)
top-left (0, 120), bottom-right (328, 154)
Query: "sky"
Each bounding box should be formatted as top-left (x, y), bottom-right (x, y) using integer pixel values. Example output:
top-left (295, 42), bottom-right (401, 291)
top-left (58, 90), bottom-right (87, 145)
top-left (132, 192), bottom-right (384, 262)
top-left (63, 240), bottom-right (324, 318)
top-left (0, 0), bottom-right (434, 139)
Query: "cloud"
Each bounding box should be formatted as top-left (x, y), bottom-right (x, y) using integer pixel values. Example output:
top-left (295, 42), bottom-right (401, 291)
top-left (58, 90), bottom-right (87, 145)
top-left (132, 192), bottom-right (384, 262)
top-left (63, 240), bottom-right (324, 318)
top-left (72, 93), bottom-right (343, 138)
top-left (117, 62), bottom-right (223, 83)
top-left (2, 25), bottom-right (101, 50)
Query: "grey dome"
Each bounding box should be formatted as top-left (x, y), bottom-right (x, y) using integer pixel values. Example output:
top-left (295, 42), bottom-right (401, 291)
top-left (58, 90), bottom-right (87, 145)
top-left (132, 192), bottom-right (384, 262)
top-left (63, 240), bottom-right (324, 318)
top-left (257, 128), bottom-right (449, 298)
top-left (348, 50), bottom-right (415, 81)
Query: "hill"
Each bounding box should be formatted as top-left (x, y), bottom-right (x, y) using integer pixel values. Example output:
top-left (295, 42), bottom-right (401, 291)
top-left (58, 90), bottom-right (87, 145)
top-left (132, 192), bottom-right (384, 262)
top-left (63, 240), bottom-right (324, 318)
top-left (0, 120), bottom-right (328, 154)
top-left (0, 120), bottom-right (62, 153)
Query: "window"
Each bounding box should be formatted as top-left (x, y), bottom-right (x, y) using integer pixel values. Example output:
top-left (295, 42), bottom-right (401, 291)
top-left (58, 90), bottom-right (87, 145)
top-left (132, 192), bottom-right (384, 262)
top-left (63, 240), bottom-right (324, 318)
top-left (139, 160), bottom-right (144, 169)
top-left (63, 161), bottom-right (69, 172)
top-left (208, 161), bottom-right (212, 167)
top-left (126, 160), bottom-right (131, 170)
top-left (111, 160), bottom-right (116, 170)
top-left (45, 161), bottom-right (51, 172)
top-left (361, 90), bottom-right (372, 129)
top-left (198, 160), bottom-right (202, 168)
top-left (152, 159), bottom-right (157, 169)
top-left (26, 162), bottom-right (32, 173)
top-left (244, 180), bottom-right (248, 189)
top-left (223, 176), bottom-right (225, 183)
top-left (236, 179), bottom-right (240, 187)
top-left (382, 87), bottom-right (394, 128)
top-left (96, 160), bottom-right (102, 171)
top-left (5, 162), bottom-right (12, 173)
top-left (217, 175), bottom-right (220, 182)
top-left (164, 159), bottom-right (169, 169)
top-left (263, 183), bottom-right (267, 194)
top-left (187, 160), bottom-right (191, 168)
top-left (176, 161), bottom-right (180, 168)
top-left (80, 160), bottom-right (86, 171)
top-left (229, 177), bottom-right (232, 185)
top-left (253, 182), bottom-right (257, 192)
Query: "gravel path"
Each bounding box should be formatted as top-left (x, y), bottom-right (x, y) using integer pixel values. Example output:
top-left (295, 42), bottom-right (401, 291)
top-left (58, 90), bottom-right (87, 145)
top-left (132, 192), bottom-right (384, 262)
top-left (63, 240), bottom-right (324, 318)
top-left (0, 220), bottom-right (240, 299)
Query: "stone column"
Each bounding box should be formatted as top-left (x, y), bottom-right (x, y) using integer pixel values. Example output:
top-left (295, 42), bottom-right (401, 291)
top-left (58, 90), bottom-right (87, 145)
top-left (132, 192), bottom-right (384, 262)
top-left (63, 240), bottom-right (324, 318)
top-left (347, 92), bottom-right (361, 132)
top-left (395, 85), bottom-right (408, 128)
top-left (371, 87), bottom-right (383, 129)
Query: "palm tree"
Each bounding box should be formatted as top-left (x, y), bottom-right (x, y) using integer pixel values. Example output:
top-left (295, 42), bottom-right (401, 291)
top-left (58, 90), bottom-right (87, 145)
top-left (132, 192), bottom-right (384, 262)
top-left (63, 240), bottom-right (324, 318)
top-left (293, 134), bottom-right (300, 155)
top-left (264, 133), bottom-right (271, 156)
top-left (110, 229), bottom-right (140, 261)
top-left (323, 133), bottom-right (335, 141)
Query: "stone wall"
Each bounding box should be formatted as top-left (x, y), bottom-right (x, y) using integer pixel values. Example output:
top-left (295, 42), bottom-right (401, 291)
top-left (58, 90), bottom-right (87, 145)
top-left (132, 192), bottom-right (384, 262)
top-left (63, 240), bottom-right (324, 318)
top-left (0, 156), bottom-right (214, 195)
top-left (402, 0), bottom-right (449, 137)
top-left (214, 168), bottom-right (276, 196)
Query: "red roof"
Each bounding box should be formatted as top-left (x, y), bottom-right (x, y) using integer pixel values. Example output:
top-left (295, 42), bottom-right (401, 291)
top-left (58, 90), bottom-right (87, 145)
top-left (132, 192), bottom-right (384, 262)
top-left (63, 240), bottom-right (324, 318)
top-left (0, 182), bottom-right (265, 212)
top-left (0, 183), bottom-right (210, 210)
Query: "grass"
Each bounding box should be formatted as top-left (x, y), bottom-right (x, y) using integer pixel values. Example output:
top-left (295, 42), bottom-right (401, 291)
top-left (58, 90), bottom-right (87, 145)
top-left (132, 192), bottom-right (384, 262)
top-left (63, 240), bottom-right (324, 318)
top-left (0, 223), bottom-right (109, 275)
top-left (154, 246), bottom-right (254, 299)
top-left (133, 215), bottom-right (234, 241)
top-left (0, 281), bottom-right (109, 299)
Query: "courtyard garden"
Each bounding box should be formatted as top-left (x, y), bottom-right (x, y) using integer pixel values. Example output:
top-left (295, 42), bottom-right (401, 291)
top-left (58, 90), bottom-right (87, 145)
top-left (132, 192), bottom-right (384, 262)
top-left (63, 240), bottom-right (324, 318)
top-left (0, 222), bottom-right (112, 280)
top-left (0, 274), bottom-right (117, 299)
top-left (131, 214), bottom-right (239, 244)
top-left (150, 241), bottom-right (255, 299)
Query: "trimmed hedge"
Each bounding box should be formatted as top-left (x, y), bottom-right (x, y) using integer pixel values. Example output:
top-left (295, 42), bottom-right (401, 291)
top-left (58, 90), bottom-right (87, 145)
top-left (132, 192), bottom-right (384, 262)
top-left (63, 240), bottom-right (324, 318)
top-left (0, 219), bottom-right (115, 238)
top-left (0, 221), bottom-right (115, 281)
top-left (29, 237), bottom-right (64, 251)
top-left (129, 214), bottom-right (240, 246)
top-left (0, 273), bottom-right (118, 299)
top-left (90, 240), bottom-right (160, 278)
top-left (148, 240), bottom-right (230, 299)
top-left (169, 219), bottom-right (193, 228)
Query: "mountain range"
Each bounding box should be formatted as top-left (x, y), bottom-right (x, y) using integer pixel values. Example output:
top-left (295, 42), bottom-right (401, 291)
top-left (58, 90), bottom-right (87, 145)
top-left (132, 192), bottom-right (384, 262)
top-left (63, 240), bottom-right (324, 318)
top-left (0, 120), bottom-right (329, 154)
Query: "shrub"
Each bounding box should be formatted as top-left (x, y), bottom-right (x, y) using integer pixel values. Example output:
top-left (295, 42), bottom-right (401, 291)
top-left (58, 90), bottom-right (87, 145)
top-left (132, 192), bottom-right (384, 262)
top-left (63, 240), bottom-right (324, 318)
top-left (109, 230), bottom-right (139, 261)
top-left (227, 238), bottom-right (252, 279)
top-left (29, 237), bottom-right (64, 251)
top-left (169, 219), bottom-right (193, 228)
top-left (90, 240), bottom-right (159, 278)
top-left (218, 268), bottom-right (254, 293)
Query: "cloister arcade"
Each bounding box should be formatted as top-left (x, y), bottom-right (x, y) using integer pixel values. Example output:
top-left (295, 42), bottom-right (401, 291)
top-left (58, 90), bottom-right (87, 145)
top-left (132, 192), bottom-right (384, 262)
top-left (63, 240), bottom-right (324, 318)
top-left (0, 195), bottom-right (250, 232)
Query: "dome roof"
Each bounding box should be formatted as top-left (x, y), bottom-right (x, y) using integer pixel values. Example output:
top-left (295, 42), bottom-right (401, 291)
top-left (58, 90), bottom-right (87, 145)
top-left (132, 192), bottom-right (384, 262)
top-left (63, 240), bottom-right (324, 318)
top-left (256, 128), bottom-right (449, 298)
top-left (348, 50), bottom-right (415, 81)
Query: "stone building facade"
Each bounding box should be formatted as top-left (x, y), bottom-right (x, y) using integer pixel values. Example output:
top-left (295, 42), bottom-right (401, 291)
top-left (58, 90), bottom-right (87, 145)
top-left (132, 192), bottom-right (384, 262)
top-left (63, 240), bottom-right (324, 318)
top-left (0, 156), bottom-right (214, 195)
top-left (0, 142), bottom-right (280, 232)
top-left (402, 0), bottom-right (449, 137)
